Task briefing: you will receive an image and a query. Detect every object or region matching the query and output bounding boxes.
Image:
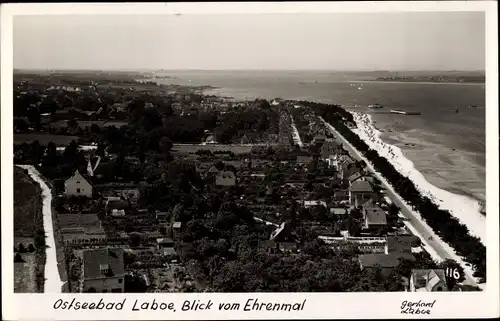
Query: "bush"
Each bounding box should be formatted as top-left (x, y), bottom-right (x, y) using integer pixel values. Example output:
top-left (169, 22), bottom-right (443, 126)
top-left (27, 243), bottom-right (36, 252)
top-left (14, 252), bottom-right (24, 263)
top-left (18, 243), bottom-right (26, 253)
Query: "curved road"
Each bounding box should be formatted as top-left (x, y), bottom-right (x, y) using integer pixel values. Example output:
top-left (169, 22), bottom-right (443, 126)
top-left (319, 117), bottom-right (478, 287)
top-left (17, 165), bottom-right (64, 293)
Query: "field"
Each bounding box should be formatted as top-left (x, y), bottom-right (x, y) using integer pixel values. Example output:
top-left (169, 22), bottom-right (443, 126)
top-left (14, 253), bottom-right (37, 293)
top-left (15, 134), bottom-right (78, 146)
top-left (172, 144), bottom-right (253, 155)
top-left (14, 167), bottom-right (42, 237)
top-left (14, 166), bottom-right (45, 293)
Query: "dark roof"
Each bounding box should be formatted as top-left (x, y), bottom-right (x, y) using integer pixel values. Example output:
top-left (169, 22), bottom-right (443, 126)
top-left (359, 252), bottom-right (415, 268)
top-left (350, 181), bottom-right (373, 193)
top-left (82, 248), bottom-right (124, 280)
top-left (365, 206), bottom-right (387, 226)
top-left (386, 235), bottom-right (415, 253)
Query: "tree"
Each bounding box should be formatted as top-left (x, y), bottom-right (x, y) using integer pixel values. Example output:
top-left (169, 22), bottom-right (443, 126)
top-left (18, 243), bottom-right (26, 253)
top-left (14, 253), bottom-right (24, 263)
top-left (34, 229), bottom-right (46, 248)
top-left (67, 119), bottom-right (78, 129)
top-left (128, 233), bottom-right (141, 247)
top-left (27, 243), bottom-right (36, 252)
top-left (159, 226), bottom-right (167, 236)
top-left (159, 137), bottom-right (173, 155)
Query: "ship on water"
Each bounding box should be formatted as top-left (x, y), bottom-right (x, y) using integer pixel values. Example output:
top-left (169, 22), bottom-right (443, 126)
top-left (368, 103), bottom-right (384, 109)
top-left (390, 109), bottom-right (421, 115)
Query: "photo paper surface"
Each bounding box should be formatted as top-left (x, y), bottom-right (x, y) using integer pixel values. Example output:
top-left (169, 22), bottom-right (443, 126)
top-left (1, 1), bottom-right (498, 320)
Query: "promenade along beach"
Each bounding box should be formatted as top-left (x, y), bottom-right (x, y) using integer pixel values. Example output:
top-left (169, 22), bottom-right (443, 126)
top-left (154, 70), bottom-right (486, 243)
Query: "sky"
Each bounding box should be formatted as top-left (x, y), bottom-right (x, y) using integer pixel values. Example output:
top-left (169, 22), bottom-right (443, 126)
top-left (13, 12), bottom-right (485, 71)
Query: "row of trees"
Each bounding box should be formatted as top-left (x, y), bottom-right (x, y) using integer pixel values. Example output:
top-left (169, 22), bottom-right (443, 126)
top-left (310, 101), bottom-right (486, 280)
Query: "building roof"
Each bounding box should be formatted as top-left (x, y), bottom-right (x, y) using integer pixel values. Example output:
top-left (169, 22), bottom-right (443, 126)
top-left (65, 170), bottom-right (91, 186)
top-left (350, 180), bottom-right (373, 193)
top-left (365, 206), bottom-right (387, 226)
top-left (411, 269), bottom-right (447, 292)
top-left (82, 248), bottom-right (124, 280)
top-left (331, 208), bottom-right (348, 215)
top-left (217, 170), bottom-right (236, 179)
top-left (296, 155), bottom-right (313, 163)
top-left (303, 200), bottom-right (327, 207)
top-left (173, 221), bottom-right (182, 228)
top-left (359, 252), bottom-right (415, 268)
top-left (386, 235), bottom-right (415, 253)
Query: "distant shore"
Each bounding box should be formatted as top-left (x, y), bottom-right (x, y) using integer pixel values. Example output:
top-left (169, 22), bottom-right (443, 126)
top-left (352, 80), bottom-right (485, 86)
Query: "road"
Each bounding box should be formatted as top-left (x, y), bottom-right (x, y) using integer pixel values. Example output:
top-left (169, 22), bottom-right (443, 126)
top-left (319, 117), bottom-right (478, 287)
top-left (17, 165), bottom-right (64, 293)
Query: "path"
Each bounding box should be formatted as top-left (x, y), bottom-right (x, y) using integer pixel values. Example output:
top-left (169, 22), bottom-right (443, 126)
top-left (318, 117), bottom-right (478, 287)
top-left (17, 165), bottom-right (64, 293)
top-left (290, 116), bottom-right (304, 147)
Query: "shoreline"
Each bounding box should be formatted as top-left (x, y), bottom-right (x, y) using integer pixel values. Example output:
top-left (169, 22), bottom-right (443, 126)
top-left (17, 165), bottom-right (64, 293)
top-left (320, 117), bottom-right (481, 286)
top-left (348, 111), bottom-right (486, 243)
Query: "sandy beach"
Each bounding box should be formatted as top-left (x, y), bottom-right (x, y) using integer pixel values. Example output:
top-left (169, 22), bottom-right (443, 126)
top-left (350, 111), bottom-right (486, 244)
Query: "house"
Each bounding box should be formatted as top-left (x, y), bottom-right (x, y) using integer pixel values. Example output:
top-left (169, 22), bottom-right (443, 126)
top-left (347, 172), bottom-right (375, 184)
top-left (215, 171), bottom-right (236, 186)
top-left (358, 252), bottom-right (415, 276)
top-left (240, 134), bottom-right (250, 144)
top-left (258, 240), bottom-right (299, 254)
top-left (65, 170), bottom-right (93, 198)
top-left (296, 155), bottom-right (313, 165)
top-left (409, 269), bottom-right (448, 292)
top-left (144, 102), bottom-right (154, 108)
top-left (172, 221), bottom-right (182, 242)
top-left (58, 213), bottom-right (105, 244)
top-left (105, 197), bottom-right (129, 214)
top-left (330, 207), bottom-right (348, 216)
top-left (342, 160), bottom-right (364, 180)
top-left (270, 222), bottom-right (298, 243)
top-left (204, 165), bottom-right (220, 179)
top-left (385, 235), bottom-right (415, 254)
top-left (334, 189), bottom-right (350, 203)
top-left (303, 200), bottom-right (327, 209)
top-left (111, 209), bottom-right (126, 217)
top-left (349, 181), bottom-right (375, 207)
top-left (320, 140), bottom-right (342, 159)
top-left (156, 238), bottom-right (178, 257)
top-left (81, 248), bottom-right (125, 293)
top-left (156, 211), bottom-right (169, 223)
top-left (362, 200), bottom-right (387, 231)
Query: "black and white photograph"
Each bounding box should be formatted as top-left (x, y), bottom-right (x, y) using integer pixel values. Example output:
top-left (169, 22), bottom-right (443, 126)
top-left (2, 1), bottom-right (499, 320)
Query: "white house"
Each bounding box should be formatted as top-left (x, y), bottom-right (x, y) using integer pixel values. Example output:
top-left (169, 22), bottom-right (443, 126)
top-left (65, 170), bottom-right (93, 198)
top-left (409, 269), bottom-right (448, 292)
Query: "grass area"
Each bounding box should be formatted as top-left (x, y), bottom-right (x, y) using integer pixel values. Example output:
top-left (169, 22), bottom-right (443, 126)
top-left (14, 167), bottom-right (42, 237)
top-left (14, 134), bottom-right (78, 146)
top-left (14, 253), bottom-right (37, 293)
top-left (14, 166), bottom-right (46, 293)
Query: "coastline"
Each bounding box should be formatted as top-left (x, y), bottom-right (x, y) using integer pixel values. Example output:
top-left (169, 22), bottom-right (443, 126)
top-left (320, 117), bottom-right (481, 286)
top-left (348, 111), bottom-right (486, 244)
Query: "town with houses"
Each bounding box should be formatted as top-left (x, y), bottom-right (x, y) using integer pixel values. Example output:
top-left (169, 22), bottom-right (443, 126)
top-left (13, 71), bottom-right (478, 293)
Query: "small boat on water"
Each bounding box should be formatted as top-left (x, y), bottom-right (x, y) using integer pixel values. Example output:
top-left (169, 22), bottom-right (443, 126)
top-left (368, 104), bottom-right (384, 109)
top-left (390, 109), bottom-right (421, 115)
top-left (455, 108), bottom-right (459, 113)
top-left (469, 105), bottom-right (478, 108)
